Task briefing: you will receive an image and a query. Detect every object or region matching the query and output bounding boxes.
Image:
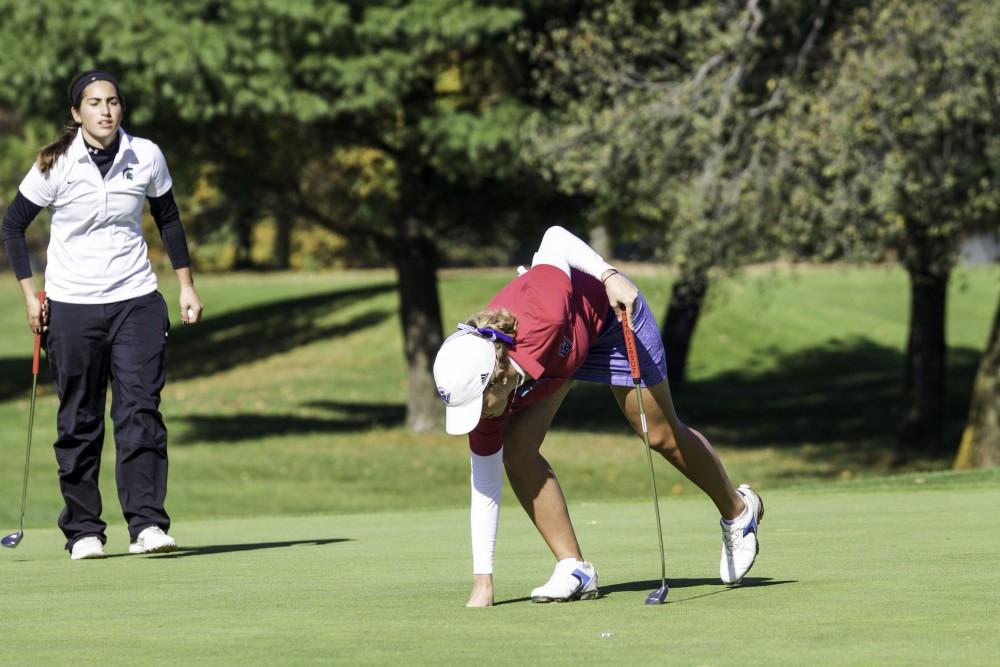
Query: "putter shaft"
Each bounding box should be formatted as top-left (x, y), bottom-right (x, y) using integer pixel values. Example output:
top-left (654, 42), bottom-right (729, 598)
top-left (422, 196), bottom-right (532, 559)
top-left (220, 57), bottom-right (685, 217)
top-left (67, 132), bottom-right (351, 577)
top-left (619, 306), bottom-right (668, 593)
top-left (15, 372), bottom-right (39, 535)
top-left (5, 299), bottom-right (44, 549)
top-left (632, 384), bottom-right (667, 588)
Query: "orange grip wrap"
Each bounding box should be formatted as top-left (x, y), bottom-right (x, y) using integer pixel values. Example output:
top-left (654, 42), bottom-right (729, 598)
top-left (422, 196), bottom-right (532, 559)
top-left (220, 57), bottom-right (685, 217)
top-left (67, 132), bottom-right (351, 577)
top-left (32, 290), bottom-right (45, 375)
top-left (618, 306), bottom-right (641, 384)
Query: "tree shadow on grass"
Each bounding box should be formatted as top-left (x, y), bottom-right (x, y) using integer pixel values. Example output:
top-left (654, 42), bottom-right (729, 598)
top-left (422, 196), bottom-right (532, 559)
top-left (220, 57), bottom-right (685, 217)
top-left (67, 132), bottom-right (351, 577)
top-left (494, 577), bottom-right (794, 605)
top-left (175, 401), bottom-right (406, 444)
top-left (553, 337), bottom-right (981, 458)
top-left (166, 283), bottom-right (396, 381)
top-left (0, 356), bottom-right (46, 403)
top-left (146, 538), bottom-right (351, 558)
top-left (0, 283), bottom-right (397, 402)
top-left (174, 337), bottom-right (981, 451)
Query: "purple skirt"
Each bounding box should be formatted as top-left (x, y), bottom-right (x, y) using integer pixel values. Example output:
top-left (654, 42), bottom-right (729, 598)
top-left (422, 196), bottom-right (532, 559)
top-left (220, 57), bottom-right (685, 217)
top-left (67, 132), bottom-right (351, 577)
top-left (572, 293), bottom-right (668, 388)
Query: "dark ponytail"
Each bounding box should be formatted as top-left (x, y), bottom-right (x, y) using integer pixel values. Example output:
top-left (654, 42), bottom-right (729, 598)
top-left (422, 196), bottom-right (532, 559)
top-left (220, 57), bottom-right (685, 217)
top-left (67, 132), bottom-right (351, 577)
top-left (36, 122), bottom-right (80, 173)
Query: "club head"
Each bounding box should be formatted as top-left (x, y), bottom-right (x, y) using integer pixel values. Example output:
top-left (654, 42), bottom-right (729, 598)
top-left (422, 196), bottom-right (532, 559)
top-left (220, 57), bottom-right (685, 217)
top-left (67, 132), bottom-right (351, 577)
top-left (645, 585), bottom-right (669, 605)
top-left (1, 530), bottom-right (23, 548)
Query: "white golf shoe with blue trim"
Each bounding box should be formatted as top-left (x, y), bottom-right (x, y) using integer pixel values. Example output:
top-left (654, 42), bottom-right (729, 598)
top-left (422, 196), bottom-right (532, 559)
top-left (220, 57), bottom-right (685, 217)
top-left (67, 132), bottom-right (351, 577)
top-left (531, 558), bottom-right (599, 602)
top-left (720, 484), bottom-right (764, 585)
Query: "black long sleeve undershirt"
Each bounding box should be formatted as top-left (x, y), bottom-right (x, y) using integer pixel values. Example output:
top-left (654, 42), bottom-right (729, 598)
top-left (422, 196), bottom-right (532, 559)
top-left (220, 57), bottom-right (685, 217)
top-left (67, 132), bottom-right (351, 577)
top-left (148, 188), bottom-right (191, 270)
top-left (2, 187), bottom-right (191, 279)
top-left (1, 191), bottom-right (42, 279)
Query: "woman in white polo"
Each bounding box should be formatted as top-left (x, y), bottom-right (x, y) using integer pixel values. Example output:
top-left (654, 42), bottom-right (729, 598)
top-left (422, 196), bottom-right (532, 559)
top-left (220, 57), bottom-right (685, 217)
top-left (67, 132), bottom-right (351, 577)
top-left (1, 70), bottom-right (203, 560)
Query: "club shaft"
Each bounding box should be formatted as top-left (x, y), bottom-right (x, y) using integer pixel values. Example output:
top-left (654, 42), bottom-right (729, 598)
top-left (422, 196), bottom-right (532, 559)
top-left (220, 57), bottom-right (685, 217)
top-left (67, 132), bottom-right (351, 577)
top-left (633, 382), bottom-right (667, 587)
top-left (9, 298), bottom-right (44, 543)
top-left (618, 305), bottom-right (667, 589)
top-left (16, 374), bottom-right (38, 533)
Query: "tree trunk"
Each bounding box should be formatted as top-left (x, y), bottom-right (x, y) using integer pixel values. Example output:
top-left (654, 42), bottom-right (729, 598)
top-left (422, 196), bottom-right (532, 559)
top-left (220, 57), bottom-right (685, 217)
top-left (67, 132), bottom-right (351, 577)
top-left (273, 203), bottom-right (293, 270)
top-left (0, 102), bottom-right (20, 134)
top-left (232, 211), bottom-right (256, 271)
top-left (897, 269), bottom-right (949, 457)
top-left (391, 226), bottom-right (445, 433)
top-left (953, 293), bottom-right (1000, 469)
top-left (588, 225), bottom-right (612, 260)
top-left (660, 266), bottom-right (709, 386)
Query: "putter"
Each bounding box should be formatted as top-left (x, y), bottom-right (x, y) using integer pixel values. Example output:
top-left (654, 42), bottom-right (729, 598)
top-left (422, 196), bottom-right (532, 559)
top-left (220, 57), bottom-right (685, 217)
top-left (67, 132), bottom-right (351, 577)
top-left (619, 305), bottom-right (669, 604)
top-left (3, 291), bottom-right (45, 549)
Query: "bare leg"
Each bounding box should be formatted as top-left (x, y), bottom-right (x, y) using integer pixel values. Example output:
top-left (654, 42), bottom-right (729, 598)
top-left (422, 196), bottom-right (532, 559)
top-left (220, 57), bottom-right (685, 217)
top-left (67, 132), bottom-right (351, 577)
top-left (502, 383), bottom-right (583, 561)
top-left (611, 381), bottom-right (743, 519)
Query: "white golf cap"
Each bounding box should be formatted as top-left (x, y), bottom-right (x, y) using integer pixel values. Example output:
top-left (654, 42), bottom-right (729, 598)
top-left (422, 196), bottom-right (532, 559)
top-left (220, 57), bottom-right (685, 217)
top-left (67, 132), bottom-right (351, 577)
top-left (433, 331), bottom-right (497, 435)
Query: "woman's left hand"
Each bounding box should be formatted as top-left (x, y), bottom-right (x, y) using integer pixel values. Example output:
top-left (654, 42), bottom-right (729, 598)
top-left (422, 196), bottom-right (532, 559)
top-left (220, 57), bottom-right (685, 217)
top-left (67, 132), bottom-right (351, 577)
top-left (466, 574), bottom-right (494, 608)
top-left (602, 270), bottom-right (639, 324)
top-left (180, 288), bottom-right (204, 325)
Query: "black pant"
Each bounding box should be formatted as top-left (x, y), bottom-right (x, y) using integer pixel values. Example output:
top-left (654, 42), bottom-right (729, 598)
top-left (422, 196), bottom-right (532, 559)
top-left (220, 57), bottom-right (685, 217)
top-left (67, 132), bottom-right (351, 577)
top-left (46, 291), bottom-right (171, 549)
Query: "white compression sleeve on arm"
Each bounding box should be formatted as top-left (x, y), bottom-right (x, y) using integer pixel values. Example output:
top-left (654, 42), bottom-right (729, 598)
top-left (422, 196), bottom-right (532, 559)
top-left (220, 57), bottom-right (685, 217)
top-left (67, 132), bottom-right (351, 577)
top-left (470, 449), bottom-right (504, 575)
top-left (531, 225), bottom-right (615, 279)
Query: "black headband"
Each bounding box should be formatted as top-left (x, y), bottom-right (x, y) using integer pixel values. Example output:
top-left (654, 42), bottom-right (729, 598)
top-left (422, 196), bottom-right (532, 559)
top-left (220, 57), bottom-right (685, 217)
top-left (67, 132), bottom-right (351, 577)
top-left (68, 71), bottom-right (122, 107)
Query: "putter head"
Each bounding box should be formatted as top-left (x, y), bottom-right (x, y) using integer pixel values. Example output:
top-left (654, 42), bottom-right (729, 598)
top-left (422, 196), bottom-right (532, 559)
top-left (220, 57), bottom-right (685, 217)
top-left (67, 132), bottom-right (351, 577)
top-left (645, 585), bottom-right (669, 605)
top-left (1, 530), bottom-right (23, 548)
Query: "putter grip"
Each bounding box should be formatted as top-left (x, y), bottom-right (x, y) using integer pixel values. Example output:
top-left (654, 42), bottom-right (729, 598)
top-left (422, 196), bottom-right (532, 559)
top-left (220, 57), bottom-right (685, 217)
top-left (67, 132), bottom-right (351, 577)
top-left (618, 306), bottom-right (641, 383)
top-left (32, 290), bottom-right (45, 375)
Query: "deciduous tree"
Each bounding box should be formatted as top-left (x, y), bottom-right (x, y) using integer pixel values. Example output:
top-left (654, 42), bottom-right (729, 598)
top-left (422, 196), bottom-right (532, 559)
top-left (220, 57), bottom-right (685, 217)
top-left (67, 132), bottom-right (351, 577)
top-left (0, 0), bottom-right (553, 431)
top-left (954, 296), bottom-right (1000, 469)
top-left (775, 0), bottom-right (1000, 456)
top-left (524, 0), bottom-right (842, 383)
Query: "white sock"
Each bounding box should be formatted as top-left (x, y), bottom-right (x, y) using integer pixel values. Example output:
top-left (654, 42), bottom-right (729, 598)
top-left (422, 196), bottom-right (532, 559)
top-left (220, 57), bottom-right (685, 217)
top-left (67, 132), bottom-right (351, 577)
top-left (721, 498), bottom-right (750, 526)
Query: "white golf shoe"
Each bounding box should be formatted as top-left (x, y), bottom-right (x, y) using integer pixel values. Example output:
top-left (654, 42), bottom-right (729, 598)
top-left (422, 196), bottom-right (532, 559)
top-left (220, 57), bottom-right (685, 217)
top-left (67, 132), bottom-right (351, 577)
top-left (530, 558), bottom-right (599, 603)
top-left (129, 526), bottom-right (177, 555)
top-left (70, 536), bottom-right (106, 560)
top-left (720, 484), bottom-right (764, 585)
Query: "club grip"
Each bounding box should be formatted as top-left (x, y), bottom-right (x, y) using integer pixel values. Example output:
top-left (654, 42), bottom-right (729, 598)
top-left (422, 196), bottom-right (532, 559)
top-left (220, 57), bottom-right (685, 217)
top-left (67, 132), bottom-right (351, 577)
top-left (618, 305), bottom-right (641, 384)
top-left (32, 290), bottom-right (45, 375)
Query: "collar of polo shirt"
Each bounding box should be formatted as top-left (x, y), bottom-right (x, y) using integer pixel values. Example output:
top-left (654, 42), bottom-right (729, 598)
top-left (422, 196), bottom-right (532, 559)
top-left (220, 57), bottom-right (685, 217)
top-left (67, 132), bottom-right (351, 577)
top-left (68, 126), bottom-right (131, 164)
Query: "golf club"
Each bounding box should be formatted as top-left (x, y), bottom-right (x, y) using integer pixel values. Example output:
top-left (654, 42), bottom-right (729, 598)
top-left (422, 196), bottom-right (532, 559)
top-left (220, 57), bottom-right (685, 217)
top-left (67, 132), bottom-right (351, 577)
top-left (619, 305), bottom-right (669, 604)
top-left (3, 291), bottom-right (45, 549)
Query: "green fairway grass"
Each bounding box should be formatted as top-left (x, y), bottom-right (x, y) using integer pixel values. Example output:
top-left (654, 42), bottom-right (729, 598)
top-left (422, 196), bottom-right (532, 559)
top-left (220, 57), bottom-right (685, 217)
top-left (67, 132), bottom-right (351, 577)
top-left (0, 265), bottom-right (995, 528)
top-left (3, 481), bottom-right (998, 665)
top-left (1, 265), bottom-right (997, 664)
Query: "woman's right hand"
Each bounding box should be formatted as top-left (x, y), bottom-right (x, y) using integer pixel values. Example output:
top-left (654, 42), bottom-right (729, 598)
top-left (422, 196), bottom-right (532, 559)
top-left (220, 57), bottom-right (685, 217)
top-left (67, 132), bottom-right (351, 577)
top-left (24, 291), bottom-right (47, 335)
top-left (466, 574), bottom-right (494, 608)
top-left (602, 270), bottom-right (639, 324)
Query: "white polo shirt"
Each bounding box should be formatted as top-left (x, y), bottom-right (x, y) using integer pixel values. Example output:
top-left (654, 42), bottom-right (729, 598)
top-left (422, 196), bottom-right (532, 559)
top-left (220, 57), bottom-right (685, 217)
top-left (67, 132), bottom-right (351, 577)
top-left (18, 127), bottom-right (172, 304)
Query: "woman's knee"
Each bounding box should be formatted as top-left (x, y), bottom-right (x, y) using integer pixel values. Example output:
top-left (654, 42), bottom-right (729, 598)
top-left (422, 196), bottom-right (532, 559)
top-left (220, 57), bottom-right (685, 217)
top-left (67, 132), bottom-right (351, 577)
top-left (646, 423), bottom-right (681, 460)
top-left (503, 445), bottom-right (537, 473)
top-left (112, 408), bottom-right (167, 449)
top-left (503, 447), bottom-right (552, 486)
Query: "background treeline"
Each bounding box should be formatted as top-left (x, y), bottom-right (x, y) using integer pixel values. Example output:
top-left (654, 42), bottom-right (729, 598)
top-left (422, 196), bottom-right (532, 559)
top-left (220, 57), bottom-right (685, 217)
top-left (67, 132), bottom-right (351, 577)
top-left (0, 0), bottom-right (997, 462)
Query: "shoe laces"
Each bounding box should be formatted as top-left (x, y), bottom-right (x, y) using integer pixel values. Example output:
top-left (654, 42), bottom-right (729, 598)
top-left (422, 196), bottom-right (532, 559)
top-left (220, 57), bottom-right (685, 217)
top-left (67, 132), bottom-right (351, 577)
top-left (721, 522), bottom-right (742, 550)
